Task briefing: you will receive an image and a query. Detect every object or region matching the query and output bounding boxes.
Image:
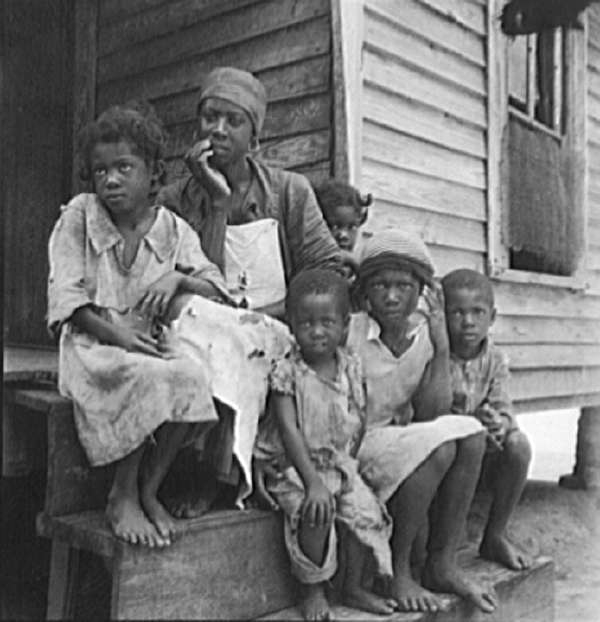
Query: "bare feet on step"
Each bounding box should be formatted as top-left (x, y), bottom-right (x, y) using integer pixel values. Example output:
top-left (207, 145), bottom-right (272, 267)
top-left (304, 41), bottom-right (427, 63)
top-left (389, 574), bottom-right (445, 613)
top-left (480, 533), bottom-right (532, 570)
top-left (140, 491), bottom-right (178, 543)
top-left (343, 586), bottom-right (398, 615)
top-left (106, 494), bottom-right (169, 548)
top-left (300, 583), bottom-right (330, 621)
top-left (170, 478), bottom-right (219, 518)
top-left (423, 555), bottom-right (498, 613)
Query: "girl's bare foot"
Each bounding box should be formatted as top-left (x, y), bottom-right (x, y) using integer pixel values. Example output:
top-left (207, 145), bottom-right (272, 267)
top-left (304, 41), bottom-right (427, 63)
top-left (343, 587), bottom-right (397, 614)
top-left (389, 574), bottom-right (445, 612)
top-left (170, 478), bottom-right (219, 518)
top-left (480, 533), bottom-right (532, 570)
top-left (423, 556), bottom-right (498, 613)
top-left (106, 494), bottom-right (169, 548)
top-left (140, 491), bottom-right (178, 542)
top-left (300, 583), bottom-right (330, 621)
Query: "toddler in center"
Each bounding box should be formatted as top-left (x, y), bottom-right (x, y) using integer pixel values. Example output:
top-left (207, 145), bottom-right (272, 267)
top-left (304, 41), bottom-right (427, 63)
top-left (265, 269), bottom-right (395, 621)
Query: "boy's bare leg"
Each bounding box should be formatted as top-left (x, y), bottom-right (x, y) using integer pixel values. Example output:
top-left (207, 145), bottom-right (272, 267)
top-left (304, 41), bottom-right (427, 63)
top-left (423, 432), bottom-right (498, 613)
top-left (387, 442), bottom-right (456, 612)
top-left (140, 422), bottom-right (201, 541)
top-left (298, 522), bottom-right (332, 621)
top-left (342, 534), bottom-right (397, 614)
top-left (106, 445), bottom-right (169, 547)
top-left (480, 430), bottom-right (532, 570)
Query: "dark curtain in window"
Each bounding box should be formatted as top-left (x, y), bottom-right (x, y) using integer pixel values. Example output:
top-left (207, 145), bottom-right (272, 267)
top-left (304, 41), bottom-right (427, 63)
top-left (506, 115), bottom-right (581, 275)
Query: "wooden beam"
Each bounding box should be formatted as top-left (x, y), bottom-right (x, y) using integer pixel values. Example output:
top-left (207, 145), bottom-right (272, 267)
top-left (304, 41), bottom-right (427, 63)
top-left (71, 0), bottom-right (97, 194)
top-left (332, 0), bottom-right (364, 184)
top-left (565, 15), bottom-right (589, 276)
top-left (331, 0), bottom-right (348, 180)
top-left (486, 0), bottom-right (509, 275)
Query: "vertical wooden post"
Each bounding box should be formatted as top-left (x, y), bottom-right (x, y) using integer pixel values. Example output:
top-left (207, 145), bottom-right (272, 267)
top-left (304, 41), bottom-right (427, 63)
top-left (71, 0), bottom-right (98, 194)
top-left (486, 0), bottom-right (510, 276)
top-left (330, 0), bottom-right (364, 185)
top-left (575, 407), bottom-right (600, 488)
top-left (560, 406), bottom-right (600, 489)
top-left (46, 541), bottom-right (80, 620)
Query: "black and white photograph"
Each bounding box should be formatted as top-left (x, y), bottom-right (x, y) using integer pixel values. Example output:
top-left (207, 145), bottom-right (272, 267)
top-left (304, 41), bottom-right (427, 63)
top-left (2, 0), bottom-right (600, 619)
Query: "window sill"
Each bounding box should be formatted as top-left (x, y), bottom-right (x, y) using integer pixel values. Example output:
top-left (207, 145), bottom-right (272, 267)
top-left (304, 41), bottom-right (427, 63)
top-left (489, 266), bottom-right (588, 291)
top-left (508, 108), bottom-right (563, 142)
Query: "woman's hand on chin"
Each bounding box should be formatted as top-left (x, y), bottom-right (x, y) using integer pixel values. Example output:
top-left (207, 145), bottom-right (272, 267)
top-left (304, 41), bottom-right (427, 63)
top-left (184, 139), bottom-right (232, 198)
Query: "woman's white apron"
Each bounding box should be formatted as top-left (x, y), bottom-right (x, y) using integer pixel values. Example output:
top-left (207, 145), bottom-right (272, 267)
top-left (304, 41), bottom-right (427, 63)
top-left (224, 218), bottom-right (286, 309)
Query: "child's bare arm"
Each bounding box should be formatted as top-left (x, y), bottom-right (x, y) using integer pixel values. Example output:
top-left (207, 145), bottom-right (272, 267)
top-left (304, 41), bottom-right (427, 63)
top-left (136, 270), bottom-right (230, 319)
top-left (412, 284), bottom-right (453, 420)
top-left (71, 306), bottom-right (164, 357)
top-left (272, 393), bottom-right (333, 527)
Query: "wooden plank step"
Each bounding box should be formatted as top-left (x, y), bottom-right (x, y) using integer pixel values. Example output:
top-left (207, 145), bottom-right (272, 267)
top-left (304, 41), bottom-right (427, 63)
top-left (3, 346), bottom-right (58, 383)
top-left (8, 388), bottom-right (70, 414)
top-left (259, 556), bottom-right (554, 622)
top-left (37, 508), bottom-right (296, 619)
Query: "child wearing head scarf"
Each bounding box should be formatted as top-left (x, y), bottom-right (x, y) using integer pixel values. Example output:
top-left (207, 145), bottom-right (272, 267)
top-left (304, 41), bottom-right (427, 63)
top-left (346, 229), bottom-right (499, 615)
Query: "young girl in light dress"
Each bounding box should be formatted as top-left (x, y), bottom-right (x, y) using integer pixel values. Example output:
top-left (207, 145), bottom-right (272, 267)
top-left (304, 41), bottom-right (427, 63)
top-left (348, 229), bottom-right (498, 614)
top-left (47, 102), bottom-right (230, 548)
top-left (264, 269), bottom-right (395, 621)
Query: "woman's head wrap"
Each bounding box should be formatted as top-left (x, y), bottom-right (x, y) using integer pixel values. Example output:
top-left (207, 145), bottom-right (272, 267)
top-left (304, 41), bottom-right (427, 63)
top-left (197, 66), bottom-right (267, 136)
top-left (358, 229), bottom-right (435, 287)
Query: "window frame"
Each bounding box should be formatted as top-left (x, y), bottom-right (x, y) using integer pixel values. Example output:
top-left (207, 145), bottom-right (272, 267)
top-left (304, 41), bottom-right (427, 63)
top-left (487, 0), bottom-right (589, 290)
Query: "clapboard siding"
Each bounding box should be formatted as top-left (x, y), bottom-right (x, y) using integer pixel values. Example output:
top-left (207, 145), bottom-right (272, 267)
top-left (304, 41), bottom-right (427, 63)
top-left (95, 0), bottom-right (333, 181)
top-left (361, 0), bottom-right (487, 268)
top-left (589, 5), bottom-right (600, 276)
top-left (359, 0), bottom-right (600, 410)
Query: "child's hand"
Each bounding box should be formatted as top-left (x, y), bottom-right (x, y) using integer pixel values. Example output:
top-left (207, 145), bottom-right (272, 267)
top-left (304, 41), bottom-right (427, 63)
top-left (474, 404), bottom-right (507, 447)
top-left (340, 250), bottom-right (358, 280)
top-left (302, 478), bottom-right (334, 528)
top-left (136, 272), bottom-right (183, 320)
top-left (111, 325), bottom-right (165, 358)
top-left (423, 282), bottom-right (450, 354)
top-left (184, 139), bottom-right (232, 198)
top-left (252, 458), bottom-right (283, 511)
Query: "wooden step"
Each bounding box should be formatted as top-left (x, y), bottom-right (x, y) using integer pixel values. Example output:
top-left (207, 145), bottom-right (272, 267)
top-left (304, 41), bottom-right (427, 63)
top-left (259, 556), bottom-right (554, 622)
top-left (37, 508), bottom-right (296, 620)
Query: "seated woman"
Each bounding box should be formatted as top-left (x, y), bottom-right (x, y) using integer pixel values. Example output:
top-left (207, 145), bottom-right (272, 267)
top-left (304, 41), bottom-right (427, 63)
top-left (157, 66), bottom-right (341, 319)
top-left (157, 66), bottom-right (342, 515)
top-left (347, 229), bottom-right (498, 614)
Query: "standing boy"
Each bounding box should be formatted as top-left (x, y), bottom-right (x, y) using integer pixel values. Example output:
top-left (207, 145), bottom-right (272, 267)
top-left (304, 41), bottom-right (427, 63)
top-left (441, 269), bottom-right (532, 570)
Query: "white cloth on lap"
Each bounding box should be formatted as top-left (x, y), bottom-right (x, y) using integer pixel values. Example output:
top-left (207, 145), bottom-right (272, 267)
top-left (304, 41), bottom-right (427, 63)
top-left (168, 295), bottom-right (293, 503)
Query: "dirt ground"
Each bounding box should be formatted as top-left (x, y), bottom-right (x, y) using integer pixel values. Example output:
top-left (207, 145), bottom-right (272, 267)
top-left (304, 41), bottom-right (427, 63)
top-left (487, 480), bottom-right (600, 622)
top-left (1, 474), bottom-right (599, 620)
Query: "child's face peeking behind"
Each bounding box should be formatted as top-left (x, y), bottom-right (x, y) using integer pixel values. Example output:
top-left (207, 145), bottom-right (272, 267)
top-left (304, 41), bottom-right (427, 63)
top-left (365, 268), bottom-right (420, 327)
top-left (444, 287), bottom-right (496, 358)
top-left (90, 140), bottom-right (155, 217)
top-left (326, 204), bottom-right (361, 251)
top-left (290, 292), bottom-right (348, 365)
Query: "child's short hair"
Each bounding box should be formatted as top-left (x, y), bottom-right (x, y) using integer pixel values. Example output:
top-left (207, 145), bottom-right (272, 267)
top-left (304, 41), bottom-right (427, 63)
top-left (313, 180), bottom-right (372, 225)
top-left (77, 100), bottom-right (166, 183)
top-left (286, 269), bottom-right (350, 318)
top-left (441, 269), bottom-right (495, 307)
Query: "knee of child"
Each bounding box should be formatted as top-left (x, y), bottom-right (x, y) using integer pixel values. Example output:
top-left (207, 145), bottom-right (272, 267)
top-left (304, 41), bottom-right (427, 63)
top-left (503, 429), bottom-right (532, 464)
top-left (431, 440), bottom-right (457, 471)
top-left (460, 429), bottom-right (487, 458)
top-left (300, 515), bottom-right (334, 534)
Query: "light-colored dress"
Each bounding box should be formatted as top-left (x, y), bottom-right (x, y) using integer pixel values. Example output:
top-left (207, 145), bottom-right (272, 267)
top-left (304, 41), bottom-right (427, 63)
top-left (47, 194), bottom-right (228, 466)
top-left (167, 296), bottom-right (292, 502)
top-left (347, 312), bottom-right (484, 502)
top-left (263, 347), bottom-right (392, 584)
